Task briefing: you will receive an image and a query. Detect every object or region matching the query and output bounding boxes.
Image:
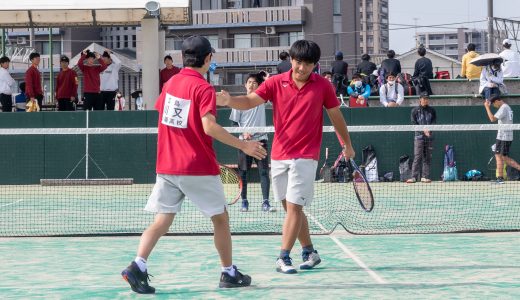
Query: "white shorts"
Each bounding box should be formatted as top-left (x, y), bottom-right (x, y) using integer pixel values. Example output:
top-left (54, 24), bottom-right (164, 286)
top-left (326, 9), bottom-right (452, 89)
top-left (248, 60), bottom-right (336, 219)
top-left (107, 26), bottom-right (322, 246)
top-left (271, 159), bottom-right (318, 206)
top-left (145, 174), bottom-right (227, 217)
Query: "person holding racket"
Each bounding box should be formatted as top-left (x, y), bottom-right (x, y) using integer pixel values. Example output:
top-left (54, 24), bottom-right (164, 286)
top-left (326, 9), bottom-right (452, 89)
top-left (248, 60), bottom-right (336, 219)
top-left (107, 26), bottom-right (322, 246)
top-left (121, 36), bottom-right (266, 294)
top-left (218, 40), bottom-right (354, 274)
top-left (229, 73), bottom-right (275, 213)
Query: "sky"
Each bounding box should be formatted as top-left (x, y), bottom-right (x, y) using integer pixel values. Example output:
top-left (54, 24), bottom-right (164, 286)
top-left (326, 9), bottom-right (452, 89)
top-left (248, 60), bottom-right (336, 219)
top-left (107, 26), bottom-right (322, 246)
top-left (389, 0), bottom-right (519, 54)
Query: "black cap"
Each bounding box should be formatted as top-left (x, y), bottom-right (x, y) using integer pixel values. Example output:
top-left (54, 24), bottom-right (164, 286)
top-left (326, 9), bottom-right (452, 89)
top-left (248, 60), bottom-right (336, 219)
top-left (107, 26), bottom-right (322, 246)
top-left (419, 92), bottom-right (429, 99)
top-left (60, 55), bottom-right (69, 63)
top-left (182, 36), bottom-right (215, 57)
top-left (489, 94), bottom-right (501, 103)
top-left (85, 51), bottom-right (96, 59)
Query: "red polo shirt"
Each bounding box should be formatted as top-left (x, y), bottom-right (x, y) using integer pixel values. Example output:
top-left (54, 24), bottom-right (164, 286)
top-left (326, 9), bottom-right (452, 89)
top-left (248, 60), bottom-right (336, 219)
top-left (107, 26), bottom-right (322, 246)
top-left (254, 70), bottom-right (340, 160)
top-left (24, 65), bottom-right (42, 98)
top-left (56, 68), bottom-right (78, 99)
top-left (159, 66), bottom-right (181, 91)
top-left (154, 68), bottom-right (219, 175)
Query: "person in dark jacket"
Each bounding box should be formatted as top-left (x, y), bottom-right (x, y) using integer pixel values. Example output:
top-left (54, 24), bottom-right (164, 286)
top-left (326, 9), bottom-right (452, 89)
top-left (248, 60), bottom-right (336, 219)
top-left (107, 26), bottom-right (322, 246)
top-left (413, 47), bottom-right (434, 95)
top-left (276, 51), bottom-right (291, 74)
top-left (331, 51), bottom-right (349, 95)
top-left (356, 53), bottom-right (377, 76)
top-left (407, 93), bottom-right (437, 183)
top-left (380, 50), bottom-right (401, 76)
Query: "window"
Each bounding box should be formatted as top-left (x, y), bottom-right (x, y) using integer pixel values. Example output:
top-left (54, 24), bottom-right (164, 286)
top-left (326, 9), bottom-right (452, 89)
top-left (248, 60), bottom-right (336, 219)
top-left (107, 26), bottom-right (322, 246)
top-left (251, 33), bottom-right (262, 47)
top-left (132, 35), bottom-right (137, 48)
top-left (279, 31), bottom-right (303, 47)
top-left (333, 0), bottom-right (341, 15)
top-left (234, 34), bottom-right (251, 48)
top-left (124, 35), bottom-right (129, 48)
top-left (116, 36), bottom-right (121, 48)
top-left (41, 41), bottom-right (61, 55)
top-left (124, 27), bottom-right (128, 30)
top-left (111, 36), bottom-right (114, 49)
top-left (203, 35), bottom-right (219, 49)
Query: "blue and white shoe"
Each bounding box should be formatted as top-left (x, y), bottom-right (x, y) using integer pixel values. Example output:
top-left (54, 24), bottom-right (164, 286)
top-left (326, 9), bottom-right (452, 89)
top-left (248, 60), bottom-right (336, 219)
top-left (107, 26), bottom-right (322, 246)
top-left (276, 256), bottom-right (297, 274)
top-left (299, 250), bottom-right (321, 270)
top-left (262, 200), bottom-right (276, 212)
top-left (240, 199), bottom-right (249, 212)
top-left (493, 177), bottom-right (505, 184)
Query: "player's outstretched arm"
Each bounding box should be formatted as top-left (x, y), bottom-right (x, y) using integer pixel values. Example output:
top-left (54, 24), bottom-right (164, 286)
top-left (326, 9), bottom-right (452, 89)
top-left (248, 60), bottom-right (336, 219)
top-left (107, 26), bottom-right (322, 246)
top-left (327, 106), bottom-right (355, 159)
top-left (202, 113), bottom-right (267, 160)
top-left (217, 90), bottom-right (265, 110)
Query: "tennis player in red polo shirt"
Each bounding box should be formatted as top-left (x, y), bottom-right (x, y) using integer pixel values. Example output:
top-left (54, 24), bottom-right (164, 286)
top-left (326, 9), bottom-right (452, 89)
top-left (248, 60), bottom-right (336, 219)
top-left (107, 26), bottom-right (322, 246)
top-left (121, 36), bottom-right (265, 294)
top-left (218, 40), bottom-right (355, 274)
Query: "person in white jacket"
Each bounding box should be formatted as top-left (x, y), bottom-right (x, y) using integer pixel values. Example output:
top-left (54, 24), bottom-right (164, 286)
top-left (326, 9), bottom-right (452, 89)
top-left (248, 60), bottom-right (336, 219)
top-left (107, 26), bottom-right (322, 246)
top-left (0, 56), bottom-right (16, 112)
top-left (100, 50), bottom-right (122, 110)
top-left (499, 39), bottom-right (520, 78)
top-left (479, 61), bottom-right (504, 101)
top-left (379, 73), bottom-right (404, 107)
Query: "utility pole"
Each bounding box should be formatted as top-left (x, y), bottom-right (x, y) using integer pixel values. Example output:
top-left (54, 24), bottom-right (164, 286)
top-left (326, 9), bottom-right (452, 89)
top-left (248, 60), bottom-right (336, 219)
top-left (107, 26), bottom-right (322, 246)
top-left (487, 0), bottom-right (494, 52)
top-left (414, 18), bottom-right (419, 47)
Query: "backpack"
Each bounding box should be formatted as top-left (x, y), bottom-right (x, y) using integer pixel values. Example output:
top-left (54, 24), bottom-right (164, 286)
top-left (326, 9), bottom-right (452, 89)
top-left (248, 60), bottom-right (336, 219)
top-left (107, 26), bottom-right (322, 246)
top-left (397, 73), bottom-right (416, 96)
top-left (464, 169), bottom-right (484, 181)
top-left (377, 67), bottom-right (386, 87)
top-left (399, 155), bottom-right (412, 182)
top-left (442, 145), bottom-right (458, 181)
top-left (435, 71), bottom-right (450, 79)
top-left (361, 145), bottom-right (379, 182)
top-left (506, 165), bottom-right (520, 180)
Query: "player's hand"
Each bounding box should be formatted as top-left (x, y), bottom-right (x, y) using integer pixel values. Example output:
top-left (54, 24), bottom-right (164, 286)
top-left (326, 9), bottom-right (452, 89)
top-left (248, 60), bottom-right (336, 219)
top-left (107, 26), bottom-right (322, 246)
top-left (424, 130), bottom-right (431, 137)
top-left (216, 90), bottom-right (231, 106)
top-left (342, 144), bottom-right (355, 160)
top-left (241, 140), bottom-right (267, 160)
top-left (95, 53), bottom-right (101, 59)
top-left (484, 100), bottom-right (491, 108)
top-left (70, 96), bottom-right (76, 102)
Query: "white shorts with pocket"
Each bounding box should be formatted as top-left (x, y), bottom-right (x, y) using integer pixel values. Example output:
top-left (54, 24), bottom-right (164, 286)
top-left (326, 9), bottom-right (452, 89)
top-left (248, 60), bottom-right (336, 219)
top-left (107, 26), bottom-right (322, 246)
top-left (271, 159), bottom-right (318, 206)
top-left (145, 174), bottom-right (227, 217)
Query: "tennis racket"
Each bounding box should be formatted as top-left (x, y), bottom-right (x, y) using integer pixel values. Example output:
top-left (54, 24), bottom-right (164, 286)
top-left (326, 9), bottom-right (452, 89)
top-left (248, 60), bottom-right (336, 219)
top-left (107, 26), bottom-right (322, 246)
top-left (219, 164), bottom-right (243, 205)
top-left (348, 157), bottom-right (375, 212)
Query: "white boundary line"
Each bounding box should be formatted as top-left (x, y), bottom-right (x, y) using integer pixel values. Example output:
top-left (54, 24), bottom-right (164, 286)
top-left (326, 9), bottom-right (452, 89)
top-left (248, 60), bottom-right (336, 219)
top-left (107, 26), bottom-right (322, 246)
top-left (307, 213), bottom-right (387, 284)
top-left (0, 199), bottom-right (24, 208)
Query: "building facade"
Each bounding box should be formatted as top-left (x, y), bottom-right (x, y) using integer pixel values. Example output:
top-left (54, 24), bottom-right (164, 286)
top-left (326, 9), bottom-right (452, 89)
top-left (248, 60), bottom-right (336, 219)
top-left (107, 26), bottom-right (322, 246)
top-left (359, 0), bottom-right (389, 56)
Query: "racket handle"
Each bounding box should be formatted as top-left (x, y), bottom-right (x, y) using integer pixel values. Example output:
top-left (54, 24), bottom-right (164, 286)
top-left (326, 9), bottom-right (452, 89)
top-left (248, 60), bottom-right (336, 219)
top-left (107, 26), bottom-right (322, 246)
top-left (325, 147), bottom-right (329, 160)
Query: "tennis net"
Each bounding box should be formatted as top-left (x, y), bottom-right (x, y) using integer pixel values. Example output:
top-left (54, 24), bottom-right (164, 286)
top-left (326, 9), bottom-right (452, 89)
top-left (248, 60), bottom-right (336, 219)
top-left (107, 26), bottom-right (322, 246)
top-left (1, 124), bottom-right (519, 236)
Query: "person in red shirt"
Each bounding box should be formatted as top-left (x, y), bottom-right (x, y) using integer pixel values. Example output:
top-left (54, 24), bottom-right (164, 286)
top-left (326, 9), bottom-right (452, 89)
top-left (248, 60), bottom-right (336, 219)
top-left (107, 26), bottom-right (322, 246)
top-left (24, 52), bottom-right (43, 110)
top-left (121, 36), bottom-right (264, 294)
top-left (77, 50), bottom-right (107, 110)
top-left (55, 55), bottom-right (78, 111)
top-left (218, 40), bottom-right (355, 274)
top-left (159, 55), bottom-right (181, 91)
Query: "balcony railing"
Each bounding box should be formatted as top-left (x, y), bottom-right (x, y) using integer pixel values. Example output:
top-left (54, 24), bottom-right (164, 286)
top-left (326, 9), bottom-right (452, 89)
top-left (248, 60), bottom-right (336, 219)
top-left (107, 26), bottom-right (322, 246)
top-left (192, 6), bottom-right (304, 26)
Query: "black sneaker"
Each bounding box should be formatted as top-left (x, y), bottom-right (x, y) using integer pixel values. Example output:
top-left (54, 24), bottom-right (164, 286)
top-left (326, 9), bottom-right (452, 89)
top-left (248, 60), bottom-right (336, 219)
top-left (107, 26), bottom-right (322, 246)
top-left (121, 261), bottom-right (155, 294)
top-left (219, 266), bottom-right (252, 288)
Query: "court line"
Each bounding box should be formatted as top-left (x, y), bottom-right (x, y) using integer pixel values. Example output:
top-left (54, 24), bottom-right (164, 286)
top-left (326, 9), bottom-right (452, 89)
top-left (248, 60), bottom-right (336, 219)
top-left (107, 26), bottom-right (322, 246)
top-left (306, 213), bottom-right (387, 284)
top-left (0, 199), bottom-right (24, 208)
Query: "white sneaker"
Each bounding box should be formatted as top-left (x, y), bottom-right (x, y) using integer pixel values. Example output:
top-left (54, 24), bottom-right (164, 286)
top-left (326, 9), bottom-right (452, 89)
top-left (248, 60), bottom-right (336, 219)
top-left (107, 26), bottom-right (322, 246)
top-left (299, 250), bottom-right (321, 270)
top-left (276, 257), bottom-right (297, 274)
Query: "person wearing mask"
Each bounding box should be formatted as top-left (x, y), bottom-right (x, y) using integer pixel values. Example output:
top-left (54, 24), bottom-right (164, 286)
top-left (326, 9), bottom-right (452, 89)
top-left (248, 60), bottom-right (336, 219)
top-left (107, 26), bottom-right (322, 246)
top-left (460, 43), bottom-right (482, 79)
top-left (55, 55), bottom-right (78, 111)
top-left (159, 55), bottom-right (181, 91)
top-left (499, 39), bottom-right (520, 78)
top-left (100, 50), bottom-right (122, 110)
top-left (25, 52), bottom-right (43, 110)
top-left (0, 56), bottom-right (15, 112)
top-left (347, 73), bottom-right (370, 108)
top-left (479, 60), bottom-right (504, 101)
top-left (379, 73), bottom-right (404, 107)
top-left (407, 93), bottom-right (437, 183)
top-left (380, 50), bottom-right (401, 76)
top-left (276, 51), bottom-right (291, 74)
top-left (77, 50), bottom-right (108, 110)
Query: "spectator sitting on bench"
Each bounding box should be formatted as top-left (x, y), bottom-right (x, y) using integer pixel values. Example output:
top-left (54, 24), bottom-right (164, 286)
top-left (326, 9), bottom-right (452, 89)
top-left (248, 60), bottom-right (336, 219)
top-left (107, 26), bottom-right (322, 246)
top-left (379, 73), bottom-right (404, 107)
top-left (347, 73), bottom-right (370, 108)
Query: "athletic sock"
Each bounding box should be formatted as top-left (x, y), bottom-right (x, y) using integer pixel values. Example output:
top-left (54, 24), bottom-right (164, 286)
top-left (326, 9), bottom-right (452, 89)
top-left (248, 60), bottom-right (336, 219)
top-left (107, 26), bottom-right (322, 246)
top-left (279, 249), bottom-right (290, 259)
top-left (302, 245), bottom-right (315, 254)
top-left (134, 256), bottom-right (147, 272)
top-left (222, 265), bottom-right (236, 277)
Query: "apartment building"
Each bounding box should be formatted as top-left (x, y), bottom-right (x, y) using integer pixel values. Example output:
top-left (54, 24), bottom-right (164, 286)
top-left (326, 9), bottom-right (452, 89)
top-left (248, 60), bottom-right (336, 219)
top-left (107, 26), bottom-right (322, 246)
top-left (359, 0), bottom-right (389, 56)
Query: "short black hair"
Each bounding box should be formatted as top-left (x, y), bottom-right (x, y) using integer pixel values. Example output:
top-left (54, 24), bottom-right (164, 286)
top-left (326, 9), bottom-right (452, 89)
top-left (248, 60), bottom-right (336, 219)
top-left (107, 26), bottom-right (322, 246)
top-left (182, 53), bottom-right (209, 68)
top-left (386, 72), bottom-right (397, 78)
top-left (289, 40), bottom-right (321, 65)
top-left (19, 82), bottom-right (26, 93)
top-left (164, 55), bottom-right (173, 62)
top-left (352, 73), bottom-right (362, 80)
top-left (29, 52), bottom-right (40, 61)
top-left (418, 47), bottom-right (426, 57)
top-left (279, 51), bottom-right (289, 60)
top-left (387, 50), bottom-right (396, 58)
top-left (489, 93), bottom-right (501, 103)
top-left (0, 56), bottom-right (10, 64)
top-left (361, 53), bottom-right (370, 61)
top-left (322, 71), bottom-right (333, 77)
top-left (467, 43), bottom-right (476, 51)
top-left (246, 73), bottom-right (262, 85)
